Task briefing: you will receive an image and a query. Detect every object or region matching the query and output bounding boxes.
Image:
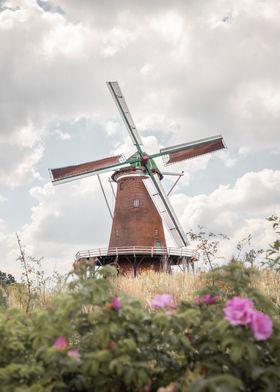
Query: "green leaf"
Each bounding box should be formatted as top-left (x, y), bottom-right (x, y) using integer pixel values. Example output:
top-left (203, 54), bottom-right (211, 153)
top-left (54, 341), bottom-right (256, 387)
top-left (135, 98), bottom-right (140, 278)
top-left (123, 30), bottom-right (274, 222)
top-left (230, 344), bottom-right (242, 363)
top-left (190, 374), bottom-right (244, 392)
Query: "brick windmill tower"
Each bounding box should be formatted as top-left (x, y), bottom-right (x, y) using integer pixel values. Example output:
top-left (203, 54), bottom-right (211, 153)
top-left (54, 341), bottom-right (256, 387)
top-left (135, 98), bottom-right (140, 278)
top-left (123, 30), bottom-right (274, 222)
top-left (50, 82), bottom-right (226, 276)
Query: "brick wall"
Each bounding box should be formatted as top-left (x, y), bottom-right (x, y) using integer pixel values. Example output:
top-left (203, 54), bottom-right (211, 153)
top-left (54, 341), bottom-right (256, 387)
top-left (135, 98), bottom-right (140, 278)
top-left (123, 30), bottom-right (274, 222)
top-left (109, 170), bottom-right (166, 249)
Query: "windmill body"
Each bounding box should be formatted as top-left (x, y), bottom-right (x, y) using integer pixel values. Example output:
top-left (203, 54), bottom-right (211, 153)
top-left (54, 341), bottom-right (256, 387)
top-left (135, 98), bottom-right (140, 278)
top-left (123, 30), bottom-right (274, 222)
top-left (50, 82), bottom-right (226, 275)
top-left (109, 168), bottom-right (166, 250)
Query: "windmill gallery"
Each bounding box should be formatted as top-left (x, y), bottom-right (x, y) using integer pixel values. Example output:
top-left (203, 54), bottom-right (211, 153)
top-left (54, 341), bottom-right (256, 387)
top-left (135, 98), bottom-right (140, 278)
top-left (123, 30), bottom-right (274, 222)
top-left (50, 82), bottom-right (226, 276)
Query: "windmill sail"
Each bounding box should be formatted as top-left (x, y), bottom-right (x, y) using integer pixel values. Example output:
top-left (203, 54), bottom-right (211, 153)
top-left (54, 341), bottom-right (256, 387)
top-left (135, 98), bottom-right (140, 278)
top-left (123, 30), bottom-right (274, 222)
top-left (158, 135), bottom-right (225, 165)
top-left (143, 174), bottom-right (188, 248)
top-left (107, 81), bottom-right (143, 148)
top-left (50, 155), bottom-right (125, 184)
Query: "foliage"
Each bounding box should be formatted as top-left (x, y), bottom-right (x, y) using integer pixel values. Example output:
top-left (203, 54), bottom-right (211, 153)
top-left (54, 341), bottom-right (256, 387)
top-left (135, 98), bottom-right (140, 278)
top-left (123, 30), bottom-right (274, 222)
top-left (187, 226), bottom-right (229, 269)
top-left (16, 233), bottom-right (49, 312)
top-left (0, 271), bottom-right (16, 285)
top-left (234, 234), bottom-right (264, 267)
top-left (0, 263), bottom-right (279, 391)
top-left (0, 272), bottom-right (16, 308)
top-left (262, 215), bottom-right (280, 272)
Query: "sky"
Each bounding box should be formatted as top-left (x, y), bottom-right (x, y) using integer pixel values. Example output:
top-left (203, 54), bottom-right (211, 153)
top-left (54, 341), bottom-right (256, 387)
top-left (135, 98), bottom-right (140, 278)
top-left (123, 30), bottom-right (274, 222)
top-left (0, 0), bottom-right (279, 279)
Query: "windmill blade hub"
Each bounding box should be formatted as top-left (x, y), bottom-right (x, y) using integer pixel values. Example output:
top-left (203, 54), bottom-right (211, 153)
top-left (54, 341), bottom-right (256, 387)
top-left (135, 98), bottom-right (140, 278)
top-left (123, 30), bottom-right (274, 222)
top-left (141, 153), bottom-right (150, 165)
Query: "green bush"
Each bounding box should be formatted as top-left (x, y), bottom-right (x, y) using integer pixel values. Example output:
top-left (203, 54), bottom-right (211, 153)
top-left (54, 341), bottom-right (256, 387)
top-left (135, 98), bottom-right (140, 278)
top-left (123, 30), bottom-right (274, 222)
top-left (0, 263), bottom-right (279, 392)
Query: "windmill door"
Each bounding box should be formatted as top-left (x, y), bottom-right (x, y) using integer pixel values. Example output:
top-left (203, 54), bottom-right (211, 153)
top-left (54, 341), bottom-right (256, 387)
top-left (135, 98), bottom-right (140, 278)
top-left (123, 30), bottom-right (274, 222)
top-left (154, 240), bottom-right (162, 254)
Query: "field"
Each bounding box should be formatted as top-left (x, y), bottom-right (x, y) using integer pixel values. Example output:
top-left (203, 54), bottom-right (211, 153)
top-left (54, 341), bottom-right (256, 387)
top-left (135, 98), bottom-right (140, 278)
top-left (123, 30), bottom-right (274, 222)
top-left (0, 256), bottom-right (279, 391)
top-left (115, 269), bottom-right (280, 306)
top-left (3, 268), bottom-right (280, 310)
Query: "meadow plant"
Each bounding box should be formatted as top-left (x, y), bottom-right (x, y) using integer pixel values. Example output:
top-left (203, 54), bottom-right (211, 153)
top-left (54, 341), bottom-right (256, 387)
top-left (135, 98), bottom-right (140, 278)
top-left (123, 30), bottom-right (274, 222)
top-left (0, 263), bottom-right (279, 391)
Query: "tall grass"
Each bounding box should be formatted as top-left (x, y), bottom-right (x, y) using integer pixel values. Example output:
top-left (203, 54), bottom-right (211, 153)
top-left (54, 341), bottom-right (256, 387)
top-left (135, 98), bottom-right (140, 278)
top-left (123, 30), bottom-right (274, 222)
top-left (114, 269), bottom-right (280, 306)
top-left (1, 269), bottom-right (279, 310)
top-left (114, 271), bottom-right (204, 305)
top-left (251, 269), bottom-right (280, 304)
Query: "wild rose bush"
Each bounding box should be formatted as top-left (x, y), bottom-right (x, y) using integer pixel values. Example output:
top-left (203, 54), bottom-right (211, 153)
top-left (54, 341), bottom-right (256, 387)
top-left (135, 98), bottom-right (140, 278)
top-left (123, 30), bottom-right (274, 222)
top-left (0, 263), bottom-right (279, 392)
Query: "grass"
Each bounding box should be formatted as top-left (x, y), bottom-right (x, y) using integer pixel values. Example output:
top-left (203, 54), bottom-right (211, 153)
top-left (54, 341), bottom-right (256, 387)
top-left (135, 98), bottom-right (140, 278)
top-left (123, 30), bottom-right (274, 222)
top-left (114, 269), bottom-right (280, 306)
top-left (251, 269), bottom-right (280, 305)
top-left (114, 270), bottom-right (204, 306)
top-left (1, 268), bottom-right (280, 310)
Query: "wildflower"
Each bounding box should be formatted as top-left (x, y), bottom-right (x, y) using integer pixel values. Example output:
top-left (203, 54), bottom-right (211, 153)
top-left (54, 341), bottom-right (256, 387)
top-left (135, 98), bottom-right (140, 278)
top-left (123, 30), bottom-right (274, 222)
top-left (151, 294), bottom-right (176, 309)
top-left (108, 340), bottom-right (116, 351)
top-left (111, 297), bottom-right (121, 311)
top-left (193, 294), bottom-right (218, 305)
top-left (193, 296), bottom-right (202, 305)
top-left (53, 336), bottom-right (68, 351)
top-left (157, 382), bottom-right (177, 392)
top-left (68, 348), bottom-right (81, 362)
top-left (250, 310), bottom-right (273, 341)
top-left (203, 294), bottom-right (218, 305)
top-left (224, 296), bottom-right (254, 326)
top-left (203, 294), bottom-right (219, 304)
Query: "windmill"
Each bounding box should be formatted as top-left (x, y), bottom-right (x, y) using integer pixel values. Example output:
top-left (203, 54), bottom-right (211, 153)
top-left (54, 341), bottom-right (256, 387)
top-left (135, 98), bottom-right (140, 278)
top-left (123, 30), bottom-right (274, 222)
top-left (50, 82), bottom-right (226, 276)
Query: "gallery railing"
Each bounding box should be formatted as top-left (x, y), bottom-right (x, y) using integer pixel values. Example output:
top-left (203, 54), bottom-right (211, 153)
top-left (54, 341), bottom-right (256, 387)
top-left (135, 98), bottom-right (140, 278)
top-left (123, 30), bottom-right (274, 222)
top-left (75, 246), bottom-right (198, 260)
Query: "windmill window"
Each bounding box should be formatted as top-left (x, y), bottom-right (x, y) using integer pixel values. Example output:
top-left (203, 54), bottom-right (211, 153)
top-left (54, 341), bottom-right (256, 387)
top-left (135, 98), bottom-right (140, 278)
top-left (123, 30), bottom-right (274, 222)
top-left (154, 229), bottom-right (159, 237)
top-left (133, 199), bottom-right (140, 208)
top-left (115, 229), bottom-right (119, 236)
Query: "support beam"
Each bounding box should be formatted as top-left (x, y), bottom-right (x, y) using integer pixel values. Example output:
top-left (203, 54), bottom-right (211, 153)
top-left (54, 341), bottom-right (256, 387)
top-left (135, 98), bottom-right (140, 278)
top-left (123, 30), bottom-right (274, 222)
top-left (97, 174), bottom-right (113, 219)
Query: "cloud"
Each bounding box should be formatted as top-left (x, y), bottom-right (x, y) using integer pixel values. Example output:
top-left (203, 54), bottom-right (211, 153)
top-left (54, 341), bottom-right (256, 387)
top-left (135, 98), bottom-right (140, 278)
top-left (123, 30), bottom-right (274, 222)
top-left (0, 164), bottom-right (279, 278)
top-left (170, 169), bottom-right (280, 256)
top-left (0, 0), bottom-right (280, 277)
top-left (0, 193), bottom-right (6, 203)
top-left (218, 145), bottom-right (251, 168)
top-left (8, 175), bottom-right (112, 275)
top-left (1, 0), bottom-right (280, 190)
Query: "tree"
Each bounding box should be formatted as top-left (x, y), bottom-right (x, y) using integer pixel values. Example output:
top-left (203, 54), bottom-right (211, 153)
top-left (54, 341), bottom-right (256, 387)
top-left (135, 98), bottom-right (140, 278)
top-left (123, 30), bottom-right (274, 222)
top-left (187, 226), bottom-right (229, 270)
top-left (16, 233), bottom-right (47, 313)
top-left (0, 271), bottom-right (16, 285)
top-left (235, 234), bottom-right (264, 268)
top-left (0, 271), bottom-right (16, 308)
top-left (263, 215), bottom-right (280, 271)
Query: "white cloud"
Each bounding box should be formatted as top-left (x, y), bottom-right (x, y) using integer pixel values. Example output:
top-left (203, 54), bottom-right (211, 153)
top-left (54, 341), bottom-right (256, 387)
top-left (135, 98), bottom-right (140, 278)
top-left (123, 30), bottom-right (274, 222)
top-left (105, 121), bottom-right (123, 137)
top-left (0, 139), bottom-right (44, 188)
top-left (53, 129), bottom-right (71, 140)
top-left (8, 176), bottom-right (112, 275)
top-left (0, 194), bottom-right (6, 203)
top-left (150, 11), bottom-right (185, 45)
top-left (0, 0), bottom-right (279, 191)
top-left (219, 146), bottom-right (251, 168)
top-left (0, 0), bottom-right (280, 277)
top-left (170, 169), bottom-right (280, 256)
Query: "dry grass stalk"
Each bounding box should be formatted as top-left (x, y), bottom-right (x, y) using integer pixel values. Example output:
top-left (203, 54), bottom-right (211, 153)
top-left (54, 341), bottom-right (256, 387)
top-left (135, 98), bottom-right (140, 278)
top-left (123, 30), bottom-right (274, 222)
top-left (251, 269), bottom-right (280, 305)
top-left (3, 269), bottom-right (279, 309)
top-left (114, 270), bottom-right (205, 306)
top-left (114, 269), bottom-right (280, 306)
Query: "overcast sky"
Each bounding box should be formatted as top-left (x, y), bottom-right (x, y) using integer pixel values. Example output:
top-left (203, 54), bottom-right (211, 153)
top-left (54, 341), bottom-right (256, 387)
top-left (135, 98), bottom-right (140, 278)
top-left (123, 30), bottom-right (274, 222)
top-left (0, 0), bottom-right (279, 278)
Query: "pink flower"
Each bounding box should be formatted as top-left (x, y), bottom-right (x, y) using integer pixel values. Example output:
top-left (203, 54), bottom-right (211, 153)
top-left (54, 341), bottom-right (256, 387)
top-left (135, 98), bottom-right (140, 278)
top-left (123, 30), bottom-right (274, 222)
top-left (203, 294), bottom-right (219, 305)
top-left (193, 294), bottom-right (218, 305)
top-left (157, 382), bottom-right (177, 392)
top-left (108, 340), bottom-right (116, 351)
top-left (68, 348), bottom-right (81, 362)
top-left (224, 297), bottom-right (254, 326)
top-left (53, 336), bottom-right (68, 351)
top-left (193, 296), bottom-right (202, 305)
top-left (151, 294), bottom-right (176, 309)
top-left (250, 310), bottom-right (273, 341)
top-left (111, 297), bottom-right (121, 311)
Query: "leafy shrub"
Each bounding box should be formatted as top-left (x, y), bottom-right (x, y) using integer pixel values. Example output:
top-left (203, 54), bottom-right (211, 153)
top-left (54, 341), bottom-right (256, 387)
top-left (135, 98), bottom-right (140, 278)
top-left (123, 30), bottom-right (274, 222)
top-left (0, 263), bottom-right (279, 391)
top-left (263, 215), bottom-right (280, 271)
top-left (0, 271), bottom-right (16, 286)
top-left (0, 271), bottom-right (16, 308)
